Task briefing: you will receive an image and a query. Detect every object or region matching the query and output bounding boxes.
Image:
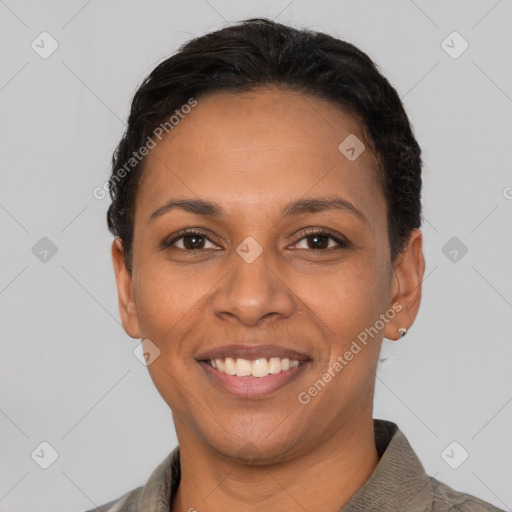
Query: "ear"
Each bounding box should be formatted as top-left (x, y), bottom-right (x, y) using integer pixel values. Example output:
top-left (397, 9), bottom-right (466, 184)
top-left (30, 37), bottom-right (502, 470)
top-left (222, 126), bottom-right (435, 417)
top-left (111, 237), bottom-right (140, 338)
top-left (384, 229), bottom-right (426, 341)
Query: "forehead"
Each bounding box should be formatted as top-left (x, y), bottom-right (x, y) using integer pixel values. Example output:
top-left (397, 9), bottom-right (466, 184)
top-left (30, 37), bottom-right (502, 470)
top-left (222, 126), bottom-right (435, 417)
top-left (136, 88), bottom-right (385, 225)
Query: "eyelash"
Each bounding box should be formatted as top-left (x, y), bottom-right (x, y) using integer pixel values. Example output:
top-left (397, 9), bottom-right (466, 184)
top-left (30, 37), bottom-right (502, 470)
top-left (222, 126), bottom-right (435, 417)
top-left (161, 228), bottom-right (349, 253)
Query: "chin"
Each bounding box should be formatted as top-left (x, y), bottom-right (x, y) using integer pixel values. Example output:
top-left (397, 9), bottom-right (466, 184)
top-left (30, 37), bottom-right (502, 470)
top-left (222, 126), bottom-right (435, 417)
top-left (203, 426), bottom-right (300, 465)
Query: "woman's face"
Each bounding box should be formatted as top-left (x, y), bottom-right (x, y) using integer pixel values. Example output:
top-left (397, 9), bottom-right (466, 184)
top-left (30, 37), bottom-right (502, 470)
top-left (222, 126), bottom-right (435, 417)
top-left (113, 88), bottom-right (422, 462)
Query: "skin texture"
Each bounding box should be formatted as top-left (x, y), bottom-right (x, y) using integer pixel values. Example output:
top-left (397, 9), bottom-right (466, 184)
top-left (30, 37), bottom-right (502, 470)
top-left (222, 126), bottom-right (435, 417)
top-left (112, 87), bottom-right (425, 512)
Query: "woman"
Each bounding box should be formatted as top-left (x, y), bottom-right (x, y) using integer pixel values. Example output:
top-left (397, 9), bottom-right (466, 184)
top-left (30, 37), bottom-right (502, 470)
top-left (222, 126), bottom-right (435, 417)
top-left (89, 18), bottom-right (503, 512)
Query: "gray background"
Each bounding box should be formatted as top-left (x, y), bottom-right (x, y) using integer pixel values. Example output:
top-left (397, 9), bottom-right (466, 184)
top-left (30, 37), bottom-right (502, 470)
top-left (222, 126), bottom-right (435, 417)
top-left (1, 0), bottom-right (511, 510)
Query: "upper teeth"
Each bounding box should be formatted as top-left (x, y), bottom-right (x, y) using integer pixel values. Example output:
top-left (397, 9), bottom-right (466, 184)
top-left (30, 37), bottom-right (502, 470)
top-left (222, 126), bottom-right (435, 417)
top-left (209, 357), bottom-right (300, 377)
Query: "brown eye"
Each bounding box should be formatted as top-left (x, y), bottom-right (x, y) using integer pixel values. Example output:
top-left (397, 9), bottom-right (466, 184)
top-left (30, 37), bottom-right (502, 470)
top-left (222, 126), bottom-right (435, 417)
top-left (162, 230), bottom-right (219, 251)
top-left (306, 234), bottom-right (329, 250)
top-left (180, 234), bottom-right (207, 250)
top-left (292, 230), bottom-right (348, 251)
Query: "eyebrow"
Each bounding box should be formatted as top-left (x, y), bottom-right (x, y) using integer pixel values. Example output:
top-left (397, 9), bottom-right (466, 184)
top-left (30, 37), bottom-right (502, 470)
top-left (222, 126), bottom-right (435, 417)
top-left (148, 196), bottom-right (367, 224)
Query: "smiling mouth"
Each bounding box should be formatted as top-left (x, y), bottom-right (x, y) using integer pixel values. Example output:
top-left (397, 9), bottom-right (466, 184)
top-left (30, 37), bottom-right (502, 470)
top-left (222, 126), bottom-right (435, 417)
top-left (203, 357), bottom-right (302, 378)
top-left (198, 358), bottom-right (311, 399)
top-left (195, 344), bottom-right (312, 398)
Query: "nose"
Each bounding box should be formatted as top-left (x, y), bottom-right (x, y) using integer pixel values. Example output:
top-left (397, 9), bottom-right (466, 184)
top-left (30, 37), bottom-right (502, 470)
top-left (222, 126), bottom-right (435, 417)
top-left (211, 244), bottom-right (297, 326)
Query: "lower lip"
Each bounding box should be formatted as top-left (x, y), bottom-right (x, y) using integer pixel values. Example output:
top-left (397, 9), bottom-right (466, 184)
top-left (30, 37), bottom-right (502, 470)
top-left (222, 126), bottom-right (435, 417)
top-left (198, 361), bottom-right (311, 399)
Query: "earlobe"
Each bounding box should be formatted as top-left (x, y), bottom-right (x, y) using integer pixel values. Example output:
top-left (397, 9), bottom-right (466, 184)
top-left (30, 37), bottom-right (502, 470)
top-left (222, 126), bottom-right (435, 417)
top-left (111, 237), bottom-right (141, 339)
top-left (384, 229), bottom-right (426, 341)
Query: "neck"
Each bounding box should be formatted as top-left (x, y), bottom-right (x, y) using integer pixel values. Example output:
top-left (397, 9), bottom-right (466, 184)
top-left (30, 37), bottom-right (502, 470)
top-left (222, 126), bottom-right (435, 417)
top-left (171, 415), bottom-right (379, 512)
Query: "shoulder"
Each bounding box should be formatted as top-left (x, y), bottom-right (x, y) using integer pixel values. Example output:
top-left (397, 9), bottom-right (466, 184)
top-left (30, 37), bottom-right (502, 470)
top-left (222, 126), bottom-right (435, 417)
top-left (429, 476), bottom-right (505, 512)
top-left (82, 486), bottom-right (143, 512)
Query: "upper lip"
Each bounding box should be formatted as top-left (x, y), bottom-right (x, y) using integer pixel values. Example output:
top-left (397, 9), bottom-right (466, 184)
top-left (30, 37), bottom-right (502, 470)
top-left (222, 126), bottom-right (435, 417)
top-left (195, 344), bottom-right (311, 362)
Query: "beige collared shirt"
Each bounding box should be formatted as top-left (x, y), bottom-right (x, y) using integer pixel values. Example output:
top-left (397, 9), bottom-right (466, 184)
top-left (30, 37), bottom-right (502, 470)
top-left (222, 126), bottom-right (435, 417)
top-left (86, 419), bottom-right (504, 511)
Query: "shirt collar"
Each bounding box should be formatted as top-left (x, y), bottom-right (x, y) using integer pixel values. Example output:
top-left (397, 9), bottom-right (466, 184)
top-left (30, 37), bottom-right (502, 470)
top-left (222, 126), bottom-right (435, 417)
top-left (135, 419), bottom-right (433, 512)
top-left (340, 419), bottom-right (433, 511)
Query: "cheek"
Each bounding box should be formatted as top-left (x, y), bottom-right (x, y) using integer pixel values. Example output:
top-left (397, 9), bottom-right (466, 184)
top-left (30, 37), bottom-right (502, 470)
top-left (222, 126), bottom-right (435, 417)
top-left (132, 265), bottom-right (205, 407)
top-left (305, 264), bottom-right (387, 403)
top-left (133, 245), bottom-right (389, 347)
top-left (132, 261), bottom-right (205, 351)
top-left (307, 258), bottom-right (388, 339)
